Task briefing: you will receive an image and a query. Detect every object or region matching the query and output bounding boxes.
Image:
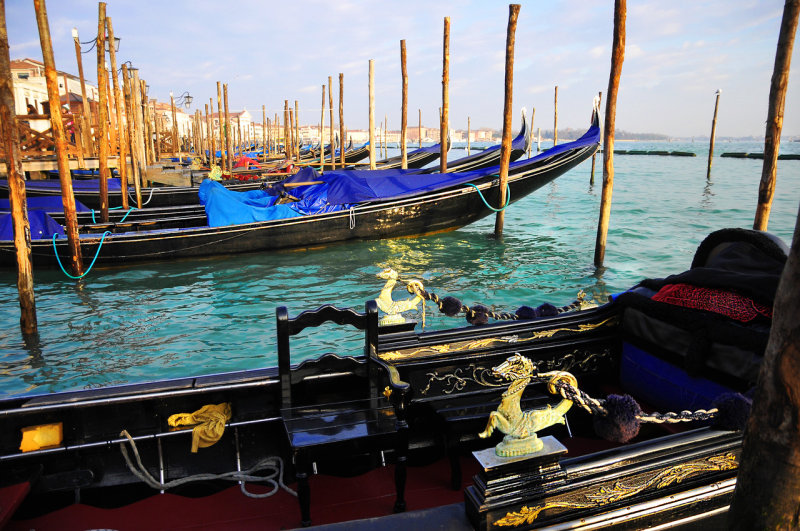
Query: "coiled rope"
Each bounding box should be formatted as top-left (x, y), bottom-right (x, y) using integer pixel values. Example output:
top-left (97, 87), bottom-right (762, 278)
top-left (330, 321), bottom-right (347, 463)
top-left (119, 430), bottom-right (296, 499)
top-left (52, 231), bottom-right (112, 280)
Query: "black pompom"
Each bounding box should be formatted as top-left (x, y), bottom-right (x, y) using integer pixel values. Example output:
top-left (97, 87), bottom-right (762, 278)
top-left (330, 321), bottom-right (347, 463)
top-left (594, 394), bottom-right (641, 443)
top-left (515, 305), bottom-right (538, 319)
top-left (536, 303), bottom-right (559, 317)
top-left (466, 305), bottom-right (490, 325)
top-left (711, 393), bottom-right (752, 431)
top-left (440, 296), bottom-right (463, 317)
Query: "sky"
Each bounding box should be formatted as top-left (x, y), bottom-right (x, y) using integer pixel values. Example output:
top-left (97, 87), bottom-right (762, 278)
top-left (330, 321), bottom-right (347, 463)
top-left (6, 0), bottom-right (800, 138)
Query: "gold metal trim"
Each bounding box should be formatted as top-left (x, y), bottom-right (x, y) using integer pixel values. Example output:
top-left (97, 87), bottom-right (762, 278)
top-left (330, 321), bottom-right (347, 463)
top-left (419, 348), bottom-right (612, 396)
top-left (380, 316), bottom-right (618, 362)
top-left (493, 452), bottom-right (738, 527)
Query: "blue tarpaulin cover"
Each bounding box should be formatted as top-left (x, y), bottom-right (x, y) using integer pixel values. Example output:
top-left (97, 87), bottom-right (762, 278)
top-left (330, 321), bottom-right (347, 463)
top-left (0, 197), bottom-right (91, 212)
top-left (198, 179), bottom-right (344, 227)
top-left (0, 210), bottom-right (65, 240)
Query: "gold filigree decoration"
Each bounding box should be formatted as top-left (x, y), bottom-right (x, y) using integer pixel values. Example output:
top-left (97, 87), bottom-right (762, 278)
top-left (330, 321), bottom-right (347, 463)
top-left (419, 348), bottom-right (611, 396)
top-left (419, 364), bottom-right (505, 395)
top-left (380, 316), bottom-right (618, 362)
top-left (494, 453), bottom-right (738, 527)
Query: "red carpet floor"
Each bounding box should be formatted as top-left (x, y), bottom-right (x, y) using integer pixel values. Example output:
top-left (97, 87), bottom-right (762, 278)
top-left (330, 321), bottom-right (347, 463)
top-left (6, 456), bottom-right (481, 531)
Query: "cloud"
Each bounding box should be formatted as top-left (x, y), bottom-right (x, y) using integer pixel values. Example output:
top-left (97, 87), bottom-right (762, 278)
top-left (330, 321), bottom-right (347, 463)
top-left (10, 40), bottom-right (40, 53)
top-left (590, 46), bottom-right (605, 58)
top-left (626, 44), bottom-right (645, 60)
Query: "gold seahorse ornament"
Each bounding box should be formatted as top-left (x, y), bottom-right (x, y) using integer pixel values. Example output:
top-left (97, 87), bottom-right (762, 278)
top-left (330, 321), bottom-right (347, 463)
top-left (374, 268), bottom-right (424, 326)
top-left (479, 353), bottom-right (577, 457)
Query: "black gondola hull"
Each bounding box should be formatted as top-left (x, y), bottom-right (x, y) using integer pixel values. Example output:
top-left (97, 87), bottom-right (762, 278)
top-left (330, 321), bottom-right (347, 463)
top-left (1, 142), bottom-right (597, 268)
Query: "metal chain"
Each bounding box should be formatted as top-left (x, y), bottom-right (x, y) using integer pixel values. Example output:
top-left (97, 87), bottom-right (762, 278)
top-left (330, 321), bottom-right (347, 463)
top-left (542, 378), bottom-right (719, 424)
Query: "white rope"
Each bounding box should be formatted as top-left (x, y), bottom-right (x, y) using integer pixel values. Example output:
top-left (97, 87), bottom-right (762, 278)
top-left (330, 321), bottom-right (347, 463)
top-left (349, 206), bottom-right (356, 229)
top-left (119, 430), bottom-right (296, 498)
top-left (128, 186), bottom-right (158, 206)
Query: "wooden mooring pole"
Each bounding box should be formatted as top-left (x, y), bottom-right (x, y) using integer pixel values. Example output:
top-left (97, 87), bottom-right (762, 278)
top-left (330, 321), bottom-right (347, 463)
top-left (1, 1), bottom-right (37, 334)
top-left (320, 83), bottom-right (325, 172)
top-left (494, 4), bottom-right (520, 238)
top-left (753, 0), bottom-right (798, 232)
top-left (295, 100), bottom-right (300, 160)
top-left (72, 27), bottom-right (93, 158)
top-left (95, 2), bottom-right (110, 221)
top-left (328, 77), bottom-right (334, 168)
top-left (441, 16), bottom-right (450, 173)
top-left (283, 100), bottom-right (289, 158)
top-left (223, 83), bottom-right (232, 173)
top-left (129, 68), bottom-right (148, 187)
top-left (216, 83), bottom-right (225, 169)
top-left (170, 93), bottom-right (178, 157)
top-left (121, 64), bottom-right (141, 207)
top-left (106, 17), bottom-right (128, 210)
top-left (706, 89), bottom-right (721, 180)
top-left (467, 116), bottom-right (471, 156)
top-left (339, 73), bottom-right (345, 167)
top-left (34, 0), bottom-right (84, 276)
top-left (400, 40), bottom-right (408, 169)
top-left (369, 59), bottom-right (376, 169)
top-left (261, 105), bottom-right (269, 160)
top-left (593, 0), bottom-right (625, 268)
top-left (142, 83), bottom-right (155, 165)
top-left (209, 100), bottom-right (216, 164)
top-left (553, 85), bottom-right (558, 146)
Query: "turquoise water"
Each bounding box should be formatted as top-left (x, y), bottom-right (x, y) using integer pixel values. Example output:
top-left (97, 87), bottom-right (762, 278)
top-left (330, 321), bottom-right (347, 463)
top-left (1, 140), bottom-right (798, 397)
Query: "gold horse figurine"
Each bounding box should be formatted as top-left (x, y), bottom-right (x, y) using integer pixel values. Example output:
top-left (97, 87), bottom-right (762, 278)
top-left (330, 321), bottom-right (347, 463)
top-left (479, 353), bottom-right (577, 457)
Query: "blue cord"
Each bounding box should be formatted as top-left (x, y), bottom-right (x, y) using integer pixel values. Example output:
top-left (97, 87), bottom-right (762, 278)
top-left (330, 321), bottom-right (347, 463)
top-left (52, 231), bottom-right (112, 279)
top-left (465, 182), bottom-right (511, 212)
top-left (90, 205), bottom-right (135, 224)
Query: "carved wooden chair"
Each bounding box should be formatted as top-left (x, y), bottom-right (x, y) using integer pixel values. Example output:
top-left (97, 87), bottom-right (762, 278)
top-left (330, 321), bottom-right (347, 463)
top-left (277, 300), bottom-right (410, 527)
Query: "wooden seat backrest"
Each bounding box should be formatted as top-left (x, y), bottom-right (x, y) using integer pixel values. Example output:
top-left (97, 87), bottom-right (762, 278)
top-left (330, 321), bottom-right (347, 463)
top-left (277, 300), bottom-right (380, 410)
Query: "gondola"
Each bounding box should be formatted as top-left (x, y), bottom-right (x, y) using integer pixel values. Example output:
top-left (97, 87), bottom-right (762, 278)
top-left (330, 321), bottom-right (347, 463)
top-left (0, 226), bottom-right (786, 529)
top-left (0, 106), bottom-right (599, 269)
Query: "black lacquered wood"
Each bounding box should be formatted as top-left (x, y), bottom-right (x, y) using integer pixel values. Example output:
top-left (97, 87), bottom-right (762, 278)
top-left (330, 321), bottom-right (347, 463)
top-left (276, 300), bottom-right (409, 526)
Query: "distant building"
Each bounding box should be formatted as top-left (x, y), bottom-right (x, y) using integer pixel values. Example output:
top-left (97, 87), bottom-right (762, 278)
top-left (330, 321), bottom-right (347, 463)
top-left (10, 58), bottom-right (100, 117)
top-left (154, 101), bottom-right (194, 138)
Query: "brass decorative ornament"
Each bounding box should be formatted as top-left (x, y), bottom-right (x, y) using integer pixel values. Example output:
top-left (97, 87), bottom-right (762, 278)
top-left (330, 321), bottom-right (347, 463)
top-left (374, 268), bottom-right (424, 326)
top-left (493, 452), bottom-right (738, 526)
top-left (478, 353), bottom-right (577, 457)
top-left (380, 316), bottom-right (618, 361)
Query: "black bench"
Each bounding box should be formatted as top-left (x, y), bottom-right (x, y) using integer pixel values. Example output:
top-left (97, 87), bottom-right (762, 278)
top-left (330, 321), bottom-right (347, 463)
top-left (277, 300), bottom-right (410, 527)
top-left (377, 314), bottom-right (621, 491)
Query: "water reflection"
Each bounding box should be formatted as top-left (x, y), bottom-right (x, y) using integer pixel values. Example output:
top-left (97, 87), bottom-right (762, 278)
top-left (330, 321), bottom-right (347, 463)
top-left (701, 178), bottom-right (715, 209)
